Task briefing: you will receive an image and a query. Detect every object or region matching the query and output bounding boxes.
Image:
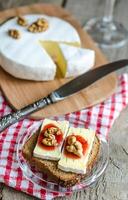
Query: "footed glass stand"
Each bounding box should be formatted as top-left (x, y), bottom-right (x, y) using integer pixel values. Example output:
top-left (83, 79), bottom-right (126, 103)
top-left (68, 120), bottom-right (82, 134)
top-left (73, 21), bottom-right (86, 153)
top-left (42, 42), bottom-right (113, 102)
top-left (84, 0), bottom-right (128, 48)
top-left (85, 17), bottom-right (128, 48)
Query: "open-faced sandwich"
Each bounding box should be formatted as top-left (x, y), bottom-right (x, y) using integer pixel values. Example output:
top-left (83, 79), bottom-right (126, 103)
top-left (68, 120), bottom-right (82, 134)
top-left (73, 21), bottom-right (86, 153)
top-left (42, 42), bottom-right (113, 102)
top-left (22, 119), bottom-right (100, 187)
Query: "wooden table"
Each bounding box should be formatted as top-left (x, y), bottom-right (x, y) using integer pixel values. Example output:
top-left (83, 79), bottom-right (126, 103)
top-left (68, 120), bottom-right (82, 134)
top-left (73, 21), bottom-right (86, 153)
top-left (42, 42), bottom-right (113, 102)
top-left (0, 0), bottom-right (128, 199)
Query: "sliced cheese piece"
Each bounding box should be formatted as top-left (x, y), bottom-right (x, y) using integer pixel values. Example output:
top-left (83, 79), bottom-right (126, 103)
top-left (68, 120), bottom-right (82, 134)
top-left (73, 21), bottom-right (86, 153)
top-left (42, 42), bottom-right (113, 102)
top-left (59, 43), bottom-right (95, 77)
top-left (58, 127), bottom-right (95, 174)
top-left (33, 119), bottom-right (69, 161)
top-left (0, 14), bottom-right (81, 81)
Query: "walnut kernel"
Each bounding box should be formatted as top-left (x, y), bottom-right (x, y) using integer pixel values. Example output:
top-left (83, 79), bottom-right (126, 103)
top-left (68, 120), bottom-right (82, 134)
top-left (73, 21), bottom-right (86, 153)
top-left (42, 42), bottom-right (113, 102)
top-left (8, 29), bottom-right (21, 39)
top-left (66, 137), bottom-right (83, 158)
top-left (28, 18), bottom-right (49, 33)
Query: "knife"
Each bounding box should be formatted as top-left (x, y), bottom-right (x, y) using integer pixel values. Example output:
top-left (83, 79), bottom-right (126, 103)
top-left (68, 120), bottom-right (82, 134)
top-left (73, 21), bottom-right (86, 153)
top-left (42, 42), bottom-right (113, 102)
top-left (0, 59), bottom-right (128, 132)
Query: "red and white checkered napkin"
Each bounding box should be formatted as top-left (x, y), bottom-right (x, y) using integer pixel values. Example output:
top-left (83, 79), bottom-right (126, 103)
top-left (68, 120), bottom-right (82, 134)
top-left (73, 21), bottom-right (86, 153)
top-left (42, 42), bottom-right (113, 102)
top-left (0, 74), bottom-right (128, 200)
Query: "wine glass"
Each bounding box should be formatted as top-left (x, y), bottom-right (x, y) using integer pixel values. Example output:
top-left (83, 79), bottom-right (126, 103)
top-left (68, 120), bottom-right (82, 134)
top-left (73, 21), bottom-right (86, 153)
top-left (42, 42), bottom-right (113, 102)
top-left (84, 0), bottom-right (128, 48)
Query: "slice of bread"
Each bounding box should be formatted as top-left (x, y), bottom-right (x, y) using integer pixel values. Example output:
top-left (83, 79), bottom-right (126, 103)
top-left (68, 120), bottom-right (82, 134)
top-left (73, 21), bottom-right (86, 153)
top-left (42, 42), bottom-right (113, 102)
top-left (22, 130), bottom-right (100, 187)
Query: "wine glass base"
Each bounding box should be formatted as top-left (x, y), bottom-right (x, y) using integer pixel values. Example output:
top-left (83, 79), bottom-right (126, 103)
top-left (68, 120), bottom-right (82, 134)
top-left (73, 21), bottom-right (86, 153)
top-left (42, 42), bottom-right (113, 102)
top-left (84, 18), bottom-right (128, 48)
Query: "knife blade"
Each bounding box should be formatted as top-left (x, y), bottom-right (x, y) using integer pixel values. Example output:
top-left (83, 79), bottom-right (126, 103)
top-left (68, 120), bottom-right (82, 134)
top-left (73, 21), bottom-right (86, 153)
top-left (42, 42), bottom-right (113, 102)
top-left (0, 59), bottom-right (128, 132)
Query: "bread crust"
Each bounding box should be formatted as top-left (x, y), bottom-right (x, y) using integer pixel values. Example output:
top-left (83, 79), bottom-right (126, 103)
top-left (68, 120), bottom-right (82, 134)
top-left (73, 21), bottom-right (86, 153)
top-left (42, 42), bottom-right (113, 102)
top-left (22, 131), bottom-right (100, 187)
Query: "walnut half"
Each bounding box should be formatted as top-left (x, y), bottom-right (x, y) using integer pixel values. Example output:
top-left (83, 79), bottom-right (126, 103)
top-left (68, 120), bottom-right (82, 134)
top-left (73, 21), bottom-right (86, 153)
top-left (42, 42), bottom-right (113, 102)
top-left (28, 18), bottom-right (49, 33)
top-left (8, 29), bottom-right (21, 39)
top-left (66, 136), bottom-right (83, 158)
top-left (42, 127), bottom-right (59, 147)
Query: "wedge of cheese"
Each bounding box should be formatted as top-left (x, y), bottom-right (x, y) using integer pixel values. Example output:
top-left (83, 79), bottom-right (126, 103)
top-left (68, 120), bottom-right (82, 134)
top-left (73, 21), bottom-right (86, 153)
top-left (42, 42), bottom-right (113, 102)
top-left (0, 14), bottom-right (95, 81)
top-left (59, 43), bottom-right (95, 77)
top-left (33, 119), bottom-right (69, 161)
top-left (58, 127), bottom-right (95, 174)
top-left (40, 41), bottom-right (95, 78)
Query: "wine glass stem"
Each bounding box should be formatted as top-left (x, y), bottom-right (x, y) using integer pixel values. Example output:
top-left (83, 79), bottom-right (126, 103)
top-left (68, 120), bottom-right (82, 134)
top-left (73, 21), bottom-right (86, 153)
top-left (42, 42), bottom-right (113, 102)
top-left (103, 0), bottom-right (116, 23)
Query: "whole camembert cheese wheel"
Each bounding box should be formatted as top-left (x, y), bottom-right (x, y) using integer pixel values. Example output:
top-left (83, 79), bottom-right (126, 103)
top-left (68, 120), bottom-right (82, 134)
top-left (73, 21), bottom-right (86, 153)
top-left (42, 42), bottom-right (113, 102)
top-left (0, 14), bottom-right (95, 81)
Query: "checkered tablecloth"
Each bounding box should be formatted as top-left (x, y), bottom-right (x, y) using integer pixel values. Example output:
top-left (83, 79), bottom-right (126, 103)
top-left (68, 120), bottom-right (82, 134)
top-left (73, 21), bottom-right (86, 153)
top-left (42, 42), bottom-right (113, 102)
top-left (0, 74), bottom-right (128, 200)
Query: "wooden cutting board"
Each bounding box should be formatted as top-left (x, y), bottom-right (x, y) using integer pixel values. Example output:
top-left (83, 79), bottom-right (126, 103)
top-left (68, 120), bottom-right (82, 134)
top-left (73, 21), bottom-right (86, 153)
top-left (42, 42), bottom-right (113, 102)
top-left (0, 3), bottom-right (117, 119)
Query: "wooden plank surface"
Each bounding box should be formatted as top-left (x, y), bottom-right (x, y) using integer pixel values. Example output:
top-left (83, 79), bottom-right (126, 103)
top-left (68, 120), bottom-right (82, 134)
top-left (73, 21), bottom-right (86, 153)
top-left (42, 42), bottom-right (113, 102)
top-left (0, 0), bottom-right (128, 200)
top-left (0, 4), bottom-right (117, 118)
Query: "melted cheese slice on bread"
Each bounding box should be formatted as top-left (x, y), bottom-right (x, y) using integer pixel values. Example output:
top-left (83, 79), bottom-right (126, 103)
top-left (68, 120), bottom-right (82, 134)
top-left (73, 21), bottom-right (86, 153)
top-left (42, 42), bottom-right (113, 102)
top-left (58, 127), bottom-right (95, 174)
top-left (33, 119), bottom-right (69, 161)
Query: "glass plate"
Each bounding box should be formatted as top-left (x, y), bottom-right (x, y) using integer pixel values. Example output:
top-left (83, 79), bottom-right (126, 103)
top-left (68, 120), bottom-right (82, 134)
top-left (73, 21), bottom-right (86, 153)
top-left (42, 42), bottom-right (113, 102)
top-left (17, 124), bottom-right (109, 193)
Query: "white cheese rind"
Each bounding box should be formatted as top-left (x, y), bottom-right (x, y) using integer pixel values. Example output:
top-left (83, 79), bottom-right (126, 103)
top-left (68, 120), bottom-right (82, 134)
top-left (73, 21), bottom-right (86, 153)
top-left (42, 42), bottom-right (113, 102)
top-left (59, 43), bottom-right (95, 77)
top-left (58, 127), bottom-right (95, 174)
top-left (0, 14), bottom-right (81, 81)
top-left (33, 119), bottom-right (69, 161)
